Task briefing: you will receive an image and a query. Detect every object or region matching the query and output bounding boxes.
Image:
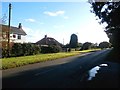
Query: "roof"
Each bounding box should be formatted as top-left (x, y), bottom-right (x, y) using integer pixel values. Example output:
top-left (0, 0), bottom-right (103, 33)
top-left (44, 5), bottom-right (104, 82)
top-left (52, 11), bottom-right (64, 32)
top-left (36, 36), bottom-right (63, 47)
top-left (1, 24), bottom-right (27, 35)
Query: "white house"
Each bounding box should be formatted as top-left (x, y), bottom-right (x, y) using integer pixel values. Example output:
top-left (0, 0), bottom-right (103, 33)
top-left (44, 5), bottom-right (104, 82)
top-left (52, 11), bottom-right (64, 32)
top-left (2, 23), bottom-right (27, 43)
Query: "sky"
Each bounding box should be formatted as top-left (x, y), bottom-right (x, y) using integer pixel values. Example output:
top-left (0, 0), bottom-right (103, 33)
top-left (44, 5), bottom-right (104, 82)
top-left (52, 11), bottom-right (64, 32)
top-left (2, 1), bottom-right (109, 45)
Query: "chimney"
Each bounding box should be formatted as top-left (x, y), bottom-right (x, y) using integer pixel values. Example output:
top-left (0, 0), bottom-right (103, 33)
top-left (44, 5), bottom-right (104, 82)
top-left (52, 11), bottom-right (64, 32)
top-left (45, 35), bottom-right (47, 44)
top-left (18, 23), bottom-right (22, 29)
top-left (45, 35), bottom-right (47, 38)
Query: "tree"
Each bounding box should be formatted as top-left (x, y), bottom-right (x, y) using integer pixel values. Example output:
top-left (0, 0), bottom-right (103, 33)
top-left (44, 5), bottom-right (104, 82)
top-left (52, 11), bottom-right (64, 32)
top-left (69, 34), bottom-right (78, 48)
top-left (89, 0), bottom-right (120, 50)
top-left (99, 41), bottom-right (110, 49)
top-left (81, 42), bottom-right (93, 50)
top-left (77, 43), bottom-right (83, 48)
top-left (0, 14), bottom-right (7, 24)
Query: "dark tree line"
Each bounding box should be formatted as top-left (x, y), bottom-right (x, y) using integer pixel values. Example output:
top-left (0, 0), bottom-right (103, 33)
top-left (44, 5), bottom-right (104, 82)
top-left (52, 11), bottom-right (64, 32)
top-left (89, 0), bottom-right (120, 50)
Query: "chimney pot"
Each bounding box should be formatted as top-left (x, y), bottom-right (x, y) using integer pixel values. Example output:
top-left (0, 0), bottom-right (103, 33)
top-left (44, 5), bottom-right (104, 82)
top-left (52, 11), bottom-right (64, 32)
top-left (18, 23), bottom-right (22, 28)
top-left (45, 35), bottom-right (47, 38)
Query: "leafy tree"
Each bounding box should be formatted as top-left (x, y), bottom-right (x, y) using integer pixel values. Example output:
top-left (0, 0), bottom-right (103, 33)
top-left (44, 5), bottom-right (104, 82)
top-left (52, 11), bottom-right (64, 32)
top-left (0, 14), bottom-right (7, 24)
top-left (69, 34), bottom-right (78, 48)
top-left (63, 43), bottom-right (70, 48)
top-left (99, 41), bottom-right (110, 49)
top-left (89, 0), bottom-right (120, 50)
top-left (81, 42), bottom-right (93, 50)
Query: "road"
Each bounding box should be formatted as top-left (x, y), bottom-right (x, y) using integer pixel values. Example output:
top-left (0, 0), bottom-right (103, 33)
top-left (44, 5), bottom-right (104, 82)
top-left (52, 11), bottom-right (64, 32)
top-left (2, 49), bottom-right (114, 88)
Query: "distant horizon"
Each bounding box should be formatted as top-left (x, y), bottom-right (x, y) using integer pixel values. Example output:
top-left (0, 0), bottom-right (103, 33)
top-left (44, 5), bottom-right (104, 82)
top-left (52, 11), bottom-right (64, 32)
top-left (2, 2), bottom-right (109, 44)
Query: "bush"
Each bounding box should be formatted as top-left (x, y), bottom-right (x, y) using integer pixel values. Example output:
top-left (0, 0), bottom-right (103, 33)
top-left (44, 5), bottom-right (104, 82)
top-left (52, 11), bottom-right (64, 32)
top-left (32, 45), bottom-right (41, 54)
top-left (80, 42), bottom-right (93, 50)
top-left (2, 43), bottom-right (41, 58)
top-left (11, 43), bottom-right (23, 57)
top-left (2, 48), bottom-right (8, 58)
top-left (41, 45), bottom-right (61, 53)
top-left (21, 43), bottom-right (40, 56)
top-left (99, 41), bottom-right (110, 49)
top-left (22, 43), bottom-right (34, 56)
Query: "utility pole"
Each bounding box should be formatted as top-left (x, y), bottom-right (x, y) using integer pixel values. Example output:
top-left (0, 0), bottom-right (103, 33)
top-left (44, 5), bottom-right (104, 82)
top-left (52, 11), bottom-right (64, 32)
top-left (7, 3), bottom-right (11, 57)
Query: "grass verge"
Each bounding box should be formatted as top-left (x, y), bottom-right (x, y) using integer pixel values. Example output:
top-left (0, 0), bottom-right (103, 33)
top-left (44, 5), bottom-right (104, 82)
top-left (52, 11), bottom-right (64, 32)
top-left (1, 49), bottom-right (100, 70)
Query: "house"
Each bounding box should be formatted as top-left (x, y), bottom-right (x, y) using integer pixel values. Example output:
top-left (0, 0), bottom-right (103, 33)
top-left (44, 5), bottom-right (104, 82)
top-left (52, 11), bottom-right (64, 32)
top-left (36, 35), bottom-right (63, 48)
top-left (1, 23), bottom-right (27, 48)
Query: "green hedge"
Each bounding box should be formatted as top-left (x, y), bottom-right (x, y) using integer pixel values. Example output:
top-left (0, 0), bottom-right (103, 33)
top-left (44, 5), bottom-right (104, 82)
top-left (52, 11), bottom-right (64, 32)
top-left (2, 48), bottom-right (8, 58)
top-left (41, 45), bottom-right (61, 53)
top-left (2, 43), bottom-right (62, 58)
top-left (2, 43), bottom-right (41, 58)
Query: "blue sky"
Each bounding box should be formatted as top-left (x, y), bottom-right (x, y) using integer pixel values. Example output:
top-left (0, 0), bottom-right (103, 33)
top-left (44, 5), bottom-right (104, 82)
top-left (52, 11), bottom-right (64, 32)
top-left (2, 2), bottom-right (109, 44)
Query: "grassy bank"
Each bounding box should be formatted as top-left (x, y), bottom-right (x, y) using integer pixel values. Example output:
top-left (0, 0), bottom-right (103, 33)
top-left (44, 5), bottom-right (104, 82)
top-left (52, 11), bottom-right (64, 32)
top-left (1, 49), bottom-right (100, 70)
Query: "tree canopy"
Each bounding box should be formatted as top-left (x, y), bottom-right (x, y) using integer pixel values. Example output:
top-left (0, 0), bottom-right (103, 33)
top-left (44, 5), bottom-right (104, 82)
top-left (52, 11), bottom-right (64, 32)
top-left (89, 0), bottom-right (120, 49)
top-left (69, 34), bottom-right (78, 48)
top-left (99, 41), bottom-right (111, 49)
top-left (81, 42), bottom-right (93, 50)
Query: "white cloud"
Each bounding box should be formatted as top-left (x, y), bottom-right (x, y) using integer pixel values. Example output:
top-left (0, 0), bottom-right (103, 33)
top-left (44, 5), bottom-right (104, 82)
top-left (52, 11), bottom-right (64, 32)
top-left (25, 18), bottom-right (36, 22)
top-left (44, 10), bottom-right (65, 16)
top-left (23, 27), bottom-right (45, 43)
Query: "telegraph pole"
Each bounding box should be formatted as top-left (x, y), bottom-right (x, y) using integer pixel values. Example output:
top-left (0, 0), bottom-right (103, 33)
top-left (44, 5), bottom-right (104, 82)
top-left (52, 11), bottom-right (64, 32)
top-left (7, 3), bottom-right (11, 57)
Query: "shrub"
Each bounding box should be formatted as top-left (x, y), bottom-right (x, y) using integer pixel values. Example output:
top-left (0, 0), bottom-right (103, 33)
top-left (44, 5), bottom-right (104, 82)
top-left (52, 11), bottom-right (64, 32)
top-left (41, 45), bottom-right (61, 53)
top-left (2, 43), bottom-right (41, 58)
top-left (21, 43), bottom-right (40, 56)
top-left (80, 42), bottom-right (93, 50)
top-left (99, 41), bottom-right (110, 49)
top-left (33, 45), bottom-right (41, 54)
top-left (21, 43), bottom-right (29, 56)
top-left (11, 43), bottom-right (23, 57)
top-left (2, 48), bottom-right (8, 58)
top-left (50, 45), bottom-right (61, 53)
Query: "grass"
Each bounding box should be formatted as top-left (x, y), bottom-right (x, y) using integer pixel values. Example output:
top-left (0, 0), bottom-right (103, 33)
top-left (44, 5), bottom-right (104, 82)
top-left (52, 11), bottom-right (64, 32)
top-left (1, 49), bottom-right (100, 70)
top-left (79, 48), bottom-right (101, 53)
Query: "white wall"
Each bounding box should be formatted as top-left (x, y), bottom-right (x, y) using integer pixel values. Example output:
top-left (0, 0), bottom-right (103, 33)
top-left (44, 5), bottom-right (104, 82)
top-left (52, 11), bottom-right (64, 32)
top-left (10, 33), bottom-right (26, 43)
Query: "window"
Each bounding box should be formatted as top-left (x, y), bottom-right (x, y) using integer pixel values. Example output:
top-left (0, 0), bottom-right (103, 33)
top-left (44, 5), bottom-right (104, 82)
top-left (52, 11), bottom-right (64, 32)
top-left (13, 34), bottom-right (16, 38)
top-left (18, 35), bottom-right (21, 39)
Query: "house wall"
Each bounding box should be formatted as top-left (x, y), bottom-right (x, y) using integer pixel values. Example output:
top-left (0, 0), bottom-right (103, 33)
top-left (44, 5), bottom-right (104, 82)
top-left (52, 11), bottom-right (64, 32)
top-left (10, 33), bottom-right (26, 43)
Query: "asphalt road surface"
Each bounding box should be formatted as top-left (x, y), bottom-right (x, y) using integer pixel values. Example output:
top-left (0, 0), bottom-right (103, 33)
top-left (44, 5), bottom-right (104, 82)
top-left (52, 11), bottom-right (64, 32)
top-left (3, 49), bottom-right (119, 88)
